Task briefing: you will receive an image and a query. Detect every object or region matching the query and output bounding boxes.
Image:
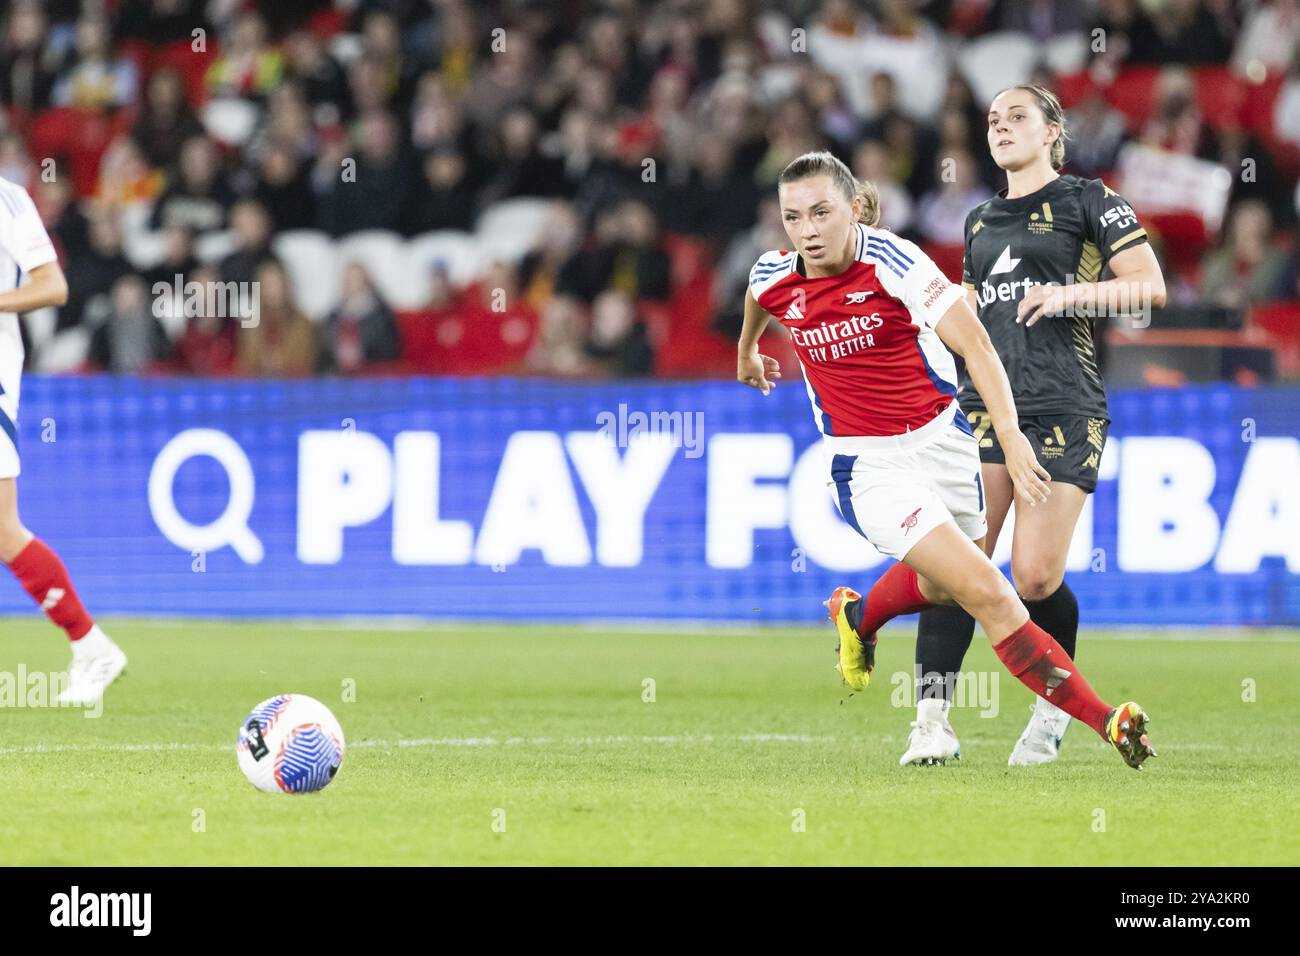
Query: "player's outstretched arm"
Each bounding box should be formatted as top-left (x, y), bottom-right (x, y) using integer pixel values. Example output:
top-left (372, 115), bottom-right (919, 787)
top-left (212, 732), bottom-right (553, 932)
top-left (1018, 237), bottom-right (1167, 327)
top-left (934, 297), bottom-right (1051, 505)
top-left (737, 288), bottom-right (782, 395)
top-left (0, 261), bottom-right (68, 314)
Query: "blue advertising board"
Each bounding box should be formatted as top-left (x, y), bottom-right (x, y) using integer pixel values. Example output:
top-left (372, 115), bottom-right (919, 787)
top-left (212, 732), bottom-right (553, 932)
top-left (3, 376), bottom-right (1297, 625)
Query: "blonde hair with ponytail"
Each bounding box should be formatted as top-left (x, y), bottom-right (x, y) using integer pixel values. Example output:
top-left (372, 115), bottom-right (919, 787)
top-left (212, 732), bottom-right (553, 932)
top-left (779, 150), bottom-right (881, 227)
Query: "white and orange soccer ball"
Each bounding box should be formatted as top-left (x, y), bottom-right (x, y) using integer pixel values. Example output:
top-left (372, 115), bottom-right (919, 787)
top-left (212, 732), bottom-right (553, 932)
top-left (236, 694), bottom-right (345, 793)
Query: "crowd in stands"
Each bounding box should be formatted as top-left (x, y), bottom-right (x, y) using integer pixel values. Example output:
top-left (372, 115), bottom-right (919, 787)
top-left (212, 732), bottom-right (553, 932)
top-left (0, 0), bottom-right (1297, 379)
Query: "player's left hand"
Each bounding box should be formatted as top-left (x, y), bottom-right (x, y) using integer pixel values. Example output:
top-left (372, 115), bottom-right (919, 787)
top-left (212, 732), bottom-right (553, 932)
top-left (1017, 283), bottom-right (1070, 327)
top-left (738, 351), bottom-right (782, 395)
top-left (1002, 431), bottom-right (1052, 506)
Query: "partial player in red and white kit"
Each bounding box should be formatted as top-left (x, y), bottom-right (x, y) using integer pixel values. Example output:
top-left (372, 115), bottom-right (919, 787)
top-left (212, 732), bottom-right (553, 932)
top-left (737, 151), bottom-right (1155, 770)
top-left (0, 175), bottom-right (126, 704)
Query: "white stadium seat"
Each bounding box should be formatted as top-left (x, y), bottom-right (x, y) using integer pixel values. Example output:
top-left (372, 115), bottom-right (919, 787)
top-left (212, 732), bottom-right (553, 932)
top-left (194, 229), bottom-right (237, 265)
top-left (474, 197), bottom-right (552, 263)
top-left (21, 306), bottom-right (58, 356)
top-left (329, 32), bottom-right (364, 66)
top-left (271, 230), bottom-right (342, 321)
top-left (120, 202), bottom-right (167, 270)
top-left (1043, 31), bottom-right (1090, 77)
top-left (32, 325), bottom-right (90, 374)
top-left (200, 98), bottom-right (262, 148)
top-left (123, 228), bottom-right (169, 271)
top-left (956, 32), bottom-right (1041, 108)
top-left (336, 230), bottom-right (427, 310)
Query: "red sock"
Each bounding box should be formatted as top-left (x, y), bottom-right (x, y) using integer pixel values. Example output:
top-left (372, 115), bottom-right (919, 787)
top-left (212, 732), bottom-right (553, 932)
top-left (993, 619), bottom-right (1110, 736)
top-left (857, 562), bottom-right (932, 636)
top-left (6, 537), bottom-right (95, 641)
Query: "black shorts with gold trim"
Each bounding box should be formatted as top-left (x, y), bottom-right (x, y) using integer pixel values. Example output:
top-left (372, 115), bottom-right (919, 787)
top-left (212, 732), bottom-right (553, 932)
top-left (962, 411), bottom-right (1110, 494)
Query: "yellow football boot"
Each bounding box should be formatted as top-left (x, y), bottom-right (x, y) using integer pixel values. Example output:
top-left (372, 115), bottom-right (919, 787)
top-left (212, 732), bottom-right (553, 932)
top-left (1105, 701), bottom-right (1157, 770)
top-left (825, 586), bottom-right (875, 691)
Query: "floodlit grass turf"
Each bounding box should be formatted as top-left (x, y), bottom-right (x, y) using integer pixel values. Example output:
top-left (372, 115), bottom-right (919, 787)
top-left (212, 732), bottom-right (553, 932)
top-left (0, 617), bottom-right (1296, 866)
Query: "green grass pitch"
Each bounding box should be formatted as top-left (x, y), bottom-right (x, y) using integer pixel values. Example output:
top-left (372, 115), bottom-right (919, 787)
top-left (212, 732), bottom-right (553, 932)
top-left (1, 617), bottom-right (1297, 866)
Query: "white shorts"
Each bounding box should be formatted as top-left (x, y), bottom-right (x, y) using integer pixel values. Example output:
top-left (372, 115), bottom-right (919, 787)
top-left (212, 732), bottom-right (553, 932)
top-left (825, 404), bottom-right (987, 561)
top-left (0, 345), bottom-right (20, 480)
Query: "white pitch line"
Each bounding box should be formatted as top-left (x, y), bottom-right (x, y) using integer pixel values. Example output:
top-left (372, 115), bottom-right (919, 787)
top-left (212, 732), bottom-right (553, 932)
top-left (390, 734), bottom-right (836, 747)
top-left (0, 734), bottom-right (1231, 757)
top-left (0, 742), bottom-right (227, 755)
top-left (0, 733), bottom-right (836, 757)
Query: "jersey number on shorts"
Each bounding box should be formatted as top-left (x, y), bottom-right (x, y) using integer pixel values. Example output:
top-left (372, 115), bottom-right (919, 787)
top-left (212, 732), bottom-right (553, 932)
top-left (967, 410), bottom-right (994, 448)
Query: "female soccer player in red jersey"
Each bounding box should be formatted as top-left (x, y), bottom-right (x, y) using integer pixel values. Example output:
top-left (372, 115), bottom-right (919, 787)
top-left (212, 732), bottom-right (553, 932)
top-left (908, 86), bottom-right (1166, 767)
top-left (737, 150), bottom-right (1155, 769)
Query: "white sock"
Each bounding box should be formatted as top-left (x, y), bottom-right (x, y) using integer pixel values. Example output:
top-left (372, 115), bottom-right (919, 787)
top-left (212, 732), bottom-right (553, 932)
top-left (917, 697), bottom-right (949, 725)
top-left (71, 624), bottom-right (110, 658)
top-left (1035, 696), bottom-right (1069, 722)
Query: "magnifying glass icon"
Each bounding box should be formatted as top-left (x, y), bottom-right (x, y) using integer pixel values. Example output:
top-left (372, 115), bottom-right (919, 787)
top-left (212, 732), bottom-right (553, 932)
top-left (148, 429), bottom-right (265, 564)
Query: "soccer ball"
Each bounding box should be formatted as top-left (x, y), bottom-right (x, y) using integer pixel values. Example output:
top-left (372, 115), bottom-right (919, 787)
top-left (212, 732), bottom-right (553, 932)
top-left (236, 694), bottom-right (345, 794)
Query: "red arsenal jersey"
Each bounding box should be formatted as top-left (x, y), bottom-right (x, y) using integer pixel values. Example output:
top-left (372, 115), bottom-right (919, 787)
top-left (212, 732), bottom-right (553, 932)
top-left (750, 223), bottom-right (966, 437)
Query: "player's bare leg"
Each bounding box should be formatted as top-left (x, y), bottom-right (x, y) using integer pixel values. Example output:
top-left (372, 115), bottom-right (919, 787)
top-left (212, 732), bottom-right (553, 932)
top-left (0, 477), bottom-right (126, 705)
top-left (903, 465), bottom-right (1014, 764)
top-left (1005, 481), bottom-right (1089, 763)
top-left (913, 464), bottom-right (1011, 688)
top-left (0, 476), bottom-right (32, 563)
top-left (979, 465), bottom-right (1016, 557)
top-left (1009, 482), bottom-right (1086, 599)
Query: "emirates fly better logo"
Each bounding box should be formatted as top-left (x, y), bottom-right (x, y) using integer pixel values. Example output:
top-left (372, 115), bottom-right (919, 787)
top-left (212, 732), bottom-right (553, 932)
top-left (788, 312), bottom-right (884, 359)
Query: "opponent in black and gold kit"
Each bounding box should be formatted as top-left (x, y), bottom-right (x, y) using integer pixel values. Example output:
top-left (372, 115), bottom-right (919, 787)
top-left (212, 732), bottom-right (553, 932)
top-left (906, 85), bottom-right (1166, 771)
top-left (957, 174), bottom-right (1148, 492)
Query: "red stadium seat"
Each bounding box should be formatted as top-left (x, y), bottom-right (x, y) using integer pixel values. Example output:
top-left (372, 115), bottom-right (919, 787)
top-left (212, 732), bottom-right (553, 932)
top-left (394, 308), bottom-right (447, 373)
top-left (308, 6), bottom-right (349, 39)
top-left (150, 38), bottom-right (218, 109)
top-left (1233, 74), bottom-right (1300, 180)
top-left (1250, 300), bottom-right (1300, 377)
top-left (116, 38), bottom-right (154, 79)
top-left (1144, 212), bottom-right (1211, 277)
top-left (921, 242), bottom-right (965, 285)
top-left (1243, 73), bottom-right (1285, 139)
top-left (645, 234), bottom-right (729, 377)
top-left (1194, 66), bottom-right (1249, 131)
top-left (27, 106), bottom-right (130, 198)
top-left (660, 233), bottom-right (714, 288)
top-left (1054, 71), bottom-right (1096, 110)
top-left (1106, 66), bottom-right (1161, 132)
top-left (397, 290), bottom-right (538, 376)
